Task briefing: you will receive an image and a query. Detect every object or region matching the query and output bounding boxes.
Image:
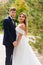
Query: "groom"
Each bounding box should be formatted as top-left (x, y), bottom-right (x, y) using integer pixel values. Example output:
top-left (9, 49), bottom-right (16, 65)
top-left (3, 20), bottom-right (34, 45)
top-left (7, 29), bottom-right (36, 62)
top-left (3, 7), bottom-right (17, 65)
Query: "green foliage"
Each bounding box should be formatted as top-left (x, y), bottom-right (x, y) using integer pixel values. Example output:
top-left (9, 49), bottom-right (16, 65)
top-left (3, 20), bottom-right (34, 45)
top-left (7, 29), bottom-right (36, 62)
top-left (0, 0), bottom-right (43, 54)
top-left (0, 0), bottom-right (43, 35)
top-left (29, 34), bottom-right (43, 54)
top-left (11, 0), bottom-right (29, 20)
top-left (0, 2), bottom-right (11, 30)
top-left (25, 0), bottom-right (43, 54)
top-left (25, 0), bottom-right (43, 35)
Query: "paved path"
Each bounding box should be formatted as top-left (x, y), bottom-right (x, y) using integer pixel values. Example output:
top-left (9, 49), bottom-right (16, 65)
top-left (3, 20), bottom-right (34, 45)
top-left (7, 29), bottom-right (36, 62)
top-left (0, 34), bottom-right (43, 65)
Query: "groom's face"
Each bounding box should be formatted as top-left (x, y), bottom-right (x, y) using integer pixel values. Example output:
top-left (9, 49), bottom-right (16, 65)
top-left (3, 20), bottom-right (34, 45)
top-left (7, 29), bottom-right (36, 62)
top-left (10, 10), bottom-right (16, 18)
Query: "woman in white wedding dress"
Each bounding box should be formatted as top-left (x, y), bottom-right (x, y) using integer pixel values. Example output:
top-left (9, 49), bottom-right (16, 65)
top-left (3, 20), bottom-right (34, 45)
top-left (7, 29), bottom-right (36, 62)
top-left (12, 13), bottom-right (42, 65)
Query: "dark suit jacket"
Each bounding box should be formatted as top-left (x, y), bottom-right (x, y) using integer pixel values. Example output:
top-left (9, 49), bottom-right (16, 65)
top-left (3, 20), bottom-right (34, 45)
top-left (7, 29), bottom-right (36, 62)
top-left (3, 16), bottom-right (16, 48)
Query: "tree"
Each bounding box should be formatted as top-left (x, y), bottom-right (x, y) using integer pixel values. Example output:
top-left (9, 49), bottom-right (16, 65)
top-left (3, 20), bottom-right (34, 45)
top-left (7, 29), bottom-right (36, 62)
top-left (25, 0), bottom-right (43, 35)
top-left (11, 0), bottom-right (29, 18)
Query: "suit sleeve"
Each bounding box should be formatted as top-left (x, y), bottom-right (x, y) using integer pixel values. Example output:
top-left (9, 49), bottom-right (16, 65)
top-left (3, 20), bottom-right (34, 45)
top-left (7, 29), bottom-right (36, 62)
top-left (3, 19), bottom-right (16, 44)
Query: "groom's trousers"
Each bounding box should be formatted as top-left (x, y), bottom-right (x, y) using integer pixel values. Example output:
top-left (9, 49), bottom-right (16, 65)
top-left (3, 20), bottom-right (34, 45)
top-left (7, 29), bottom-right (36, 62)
top-left (5, 46), bottom-right (14, 65)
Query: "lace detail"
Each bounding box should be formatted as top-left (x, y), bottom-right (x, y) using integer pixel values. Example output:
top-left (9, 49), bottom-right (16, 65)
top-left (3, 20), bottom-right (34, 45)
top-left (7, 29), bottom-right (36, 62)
top-left (12, 24), bottom-right (42, 65)
top-left (16, 27), bottom-right (25, 35)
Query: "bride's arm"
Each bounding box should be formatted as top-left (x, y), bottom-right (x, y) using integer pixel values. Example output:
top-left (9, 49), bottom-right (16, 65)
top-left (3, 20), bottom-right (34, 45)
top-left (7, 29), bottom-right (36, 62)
top-left (13, 24), bottom-right (26, 47)
top-left (13, 34), bottom-right (22, 47)
top-left (17, 24), bottom-right (25, 42)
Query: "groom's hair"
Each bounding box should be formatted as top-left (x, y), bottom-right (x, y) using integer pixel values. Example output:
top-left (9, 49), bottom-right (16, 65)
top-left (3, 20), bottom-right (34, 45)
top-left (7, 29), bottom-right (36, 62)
top-left (9, 7), bottom-right (16, 11)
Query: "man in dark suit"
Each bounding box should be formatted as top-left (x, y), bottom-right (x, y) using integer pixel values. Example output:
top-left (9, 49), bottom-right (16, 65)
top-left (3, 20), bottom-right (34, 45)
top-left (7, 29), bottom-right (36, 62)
top-left (3, 7), bottom-right (17, 65)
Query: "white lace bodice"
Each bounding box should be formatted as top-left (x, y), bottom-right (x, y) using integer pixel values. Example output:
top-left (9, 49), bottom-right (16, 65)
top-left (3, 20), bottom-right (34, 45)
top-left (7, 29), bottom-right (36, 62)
top-left (15, 24), bottom-right (25, 40)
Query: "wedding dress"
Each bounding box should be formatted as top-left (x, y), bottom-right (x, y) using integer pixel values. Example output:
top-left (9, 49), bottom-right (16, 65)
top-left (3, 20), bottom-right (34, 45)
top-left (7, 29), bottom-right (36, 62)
top-left (12, 24), bottom-right (42, 65)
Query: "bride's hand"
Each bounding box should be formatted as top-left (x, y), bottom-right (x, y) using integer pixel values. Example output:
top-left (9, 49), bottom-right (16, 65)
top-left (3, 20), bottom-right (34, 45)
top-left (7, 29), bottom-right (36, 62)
top-left (13, 41), bottom-right (18, 47)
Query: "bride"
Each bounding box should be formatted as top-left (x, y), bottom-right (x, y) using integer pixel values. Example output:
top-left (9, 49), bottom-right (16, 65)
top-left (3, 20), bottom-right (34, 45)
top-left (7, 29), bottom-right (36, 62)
top-left (12, 13), bottom-right (42, 65)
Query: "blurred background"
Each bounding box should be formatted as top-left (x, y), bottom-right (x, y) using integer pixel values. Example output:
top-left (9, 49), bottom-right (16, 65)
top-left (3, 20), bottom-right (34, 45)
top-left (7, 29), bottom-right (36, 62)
top-left (0, 0), bottom-right (43, 64)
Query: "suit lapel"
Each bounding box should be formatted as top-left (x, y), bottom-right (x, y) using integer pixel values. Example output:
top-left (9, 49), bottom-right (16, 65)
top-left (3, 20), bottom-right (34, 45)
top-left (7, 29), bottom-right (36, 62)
top-left (8, 16), bottom-right (16, 28)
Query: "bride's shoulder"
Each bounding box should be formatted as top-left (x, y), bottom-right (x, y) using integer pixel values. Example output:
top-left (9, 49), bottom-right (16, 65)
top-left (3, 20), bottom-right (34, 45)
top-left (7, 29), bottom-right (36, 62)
top-left (18, 23), bottom-right (25, 31)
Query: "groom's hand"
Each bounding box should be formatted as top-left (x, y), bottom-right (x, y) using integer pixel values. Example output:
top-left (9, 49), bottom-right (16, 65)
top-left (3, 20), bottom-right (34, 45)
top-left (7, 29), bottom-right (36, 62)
top-left (13, 41), bottom-right (18, 47)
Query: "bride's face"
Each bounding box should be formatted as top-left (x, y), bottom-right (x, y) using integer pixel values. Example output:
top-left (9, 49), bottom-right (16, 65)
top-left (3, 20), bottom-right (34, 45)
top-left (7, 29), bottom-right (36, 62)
top-left (18, 14), bottom-right (26, 23)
